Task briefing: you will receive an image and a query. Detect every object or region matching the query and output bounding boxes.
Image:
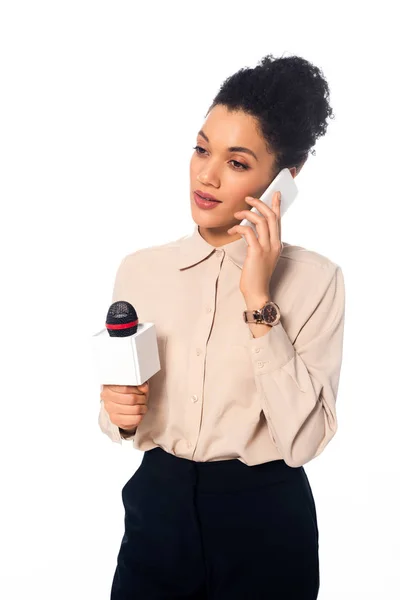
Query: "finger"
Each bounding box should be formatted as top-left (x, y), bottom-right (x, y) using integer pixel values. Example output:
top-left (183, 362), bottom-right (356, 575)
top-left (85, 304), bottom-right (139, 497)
top-left (246, 193), bottom-right (281, 249)
top-left (246, 192), bottom-right (280, 219)
top-left (107, 392), bottom-right (148, 406)
top-left (273, 192), bottom-right (282, 246)
top-left (113, 402), bottom-right (148, 416)
top-left (108, 385), bottom-right (137, 394)
top-left (117, 414), bottom-right (143, 428)
top-left (108, 384), bottom-right (147, 395)
top-left (136, 381), bottom-right (149, 392)
top-left (233, 209), bottom-right (270, 248)
top-left (227, 224), bottom-right (261, 249)
top-left (110, 398), bottom-right (148, 417)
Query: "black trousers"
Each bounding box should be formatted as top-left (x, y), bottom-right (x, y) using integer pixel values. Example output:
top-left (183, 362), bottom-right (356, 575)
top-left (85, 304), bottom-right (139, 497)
top-left (110, 447), bottom-right (319, 599)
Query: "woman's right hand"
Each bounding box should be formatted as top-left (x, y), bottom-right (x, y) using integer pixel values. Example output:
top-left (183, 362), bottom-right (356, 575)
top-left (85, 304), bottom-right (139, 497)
top-left (100, 382), bottom-right (150, 433)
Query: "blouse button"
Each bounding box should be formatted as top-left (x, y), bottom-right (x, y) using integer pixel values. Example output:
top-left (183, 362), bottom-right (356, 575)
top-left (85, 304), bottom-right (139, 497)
top-left (257, 361), bottom-right (264, 368)
top-left (196, 348), bottom-right (202, 355)
top-left (191, 394), bottom-right (198, 403)
top-left (206, 306), bottom-right (212, 312)
top-left (254, 348), bottom-right (260, 353)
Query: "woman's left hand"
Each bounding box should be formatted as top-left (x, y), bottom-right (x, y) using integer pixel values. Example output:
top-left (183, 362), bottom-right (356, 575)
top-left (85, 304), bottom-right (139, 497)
top-left (227, 191), bottom-right (282, 302)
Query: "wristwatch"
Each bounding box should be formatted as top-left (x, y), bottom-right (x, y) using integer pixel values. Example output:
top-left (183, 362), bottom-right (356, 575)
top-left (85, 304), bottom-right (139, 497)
top-left (243, 300), bottom-right (281, 326)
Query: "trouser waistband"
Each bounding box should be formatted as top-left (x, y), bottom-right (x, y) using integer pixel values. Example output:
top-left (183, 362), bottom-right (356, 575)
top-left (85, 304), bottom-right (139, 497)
top-left (139, 446), bottom-right (304, 493)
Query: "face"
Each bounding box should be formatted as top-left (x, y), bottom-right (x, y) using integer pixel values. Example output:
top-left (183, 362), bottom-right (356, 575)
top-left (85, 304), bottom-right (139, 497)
top-left (189, 104), bottom-right (293, 244)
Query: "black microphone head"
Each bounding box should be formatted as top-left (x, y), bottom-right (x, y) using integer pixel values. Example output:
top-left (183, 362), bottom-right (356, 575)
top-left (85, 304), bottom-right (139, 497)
top-left (106, 301), bottom-right (138, 337)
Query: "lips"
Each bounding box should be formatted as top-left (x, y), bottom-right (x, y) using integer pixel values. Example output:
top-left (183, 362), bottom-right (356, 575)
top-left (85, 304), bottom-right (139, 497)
top-left (194, 190), bottom-right (221, 202)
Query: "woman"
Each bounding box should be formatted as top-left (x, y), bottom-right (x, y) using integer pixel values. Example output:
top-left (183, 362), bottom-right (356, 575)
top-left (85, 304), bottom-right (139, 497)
top-left (99, 53), bottom-right (346, 599)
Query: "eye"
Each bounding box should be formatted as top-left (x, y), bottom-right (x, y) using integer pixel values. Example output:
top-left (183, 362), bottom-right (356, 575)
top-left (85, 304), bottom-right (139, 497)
top-left (193, 145), bottom-right (206, 155)
top-left (192, 146), bottom-right (249, 171)
top-left (230, 160), bottom-right (248, 171)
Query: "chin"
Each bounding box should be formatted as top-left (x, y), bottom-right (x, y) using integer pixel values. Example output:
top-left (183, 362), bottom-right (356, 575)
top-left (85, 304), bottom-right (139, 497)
top-left (191, 209), bottom-right (223, 226)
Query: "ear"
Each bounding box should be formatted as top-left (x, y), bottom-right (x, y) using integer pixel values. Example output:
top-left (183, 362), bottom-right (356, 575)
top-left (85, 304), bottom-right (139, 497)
top-left (291, 157), bottom-right (308, 177)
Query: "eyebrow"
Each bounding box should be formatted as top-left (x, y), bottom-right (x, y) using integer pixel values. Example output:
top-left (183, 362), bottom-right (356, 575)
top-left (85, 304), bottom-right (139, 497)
top-left (197, 129), bottom-right (259, 162)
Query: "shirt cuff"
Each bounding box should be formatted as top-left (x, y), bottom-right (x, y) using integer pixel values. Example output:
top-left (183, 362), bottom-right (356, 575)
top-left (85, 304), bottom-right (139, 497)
top-left (246, 321), bottom-right (295, 374)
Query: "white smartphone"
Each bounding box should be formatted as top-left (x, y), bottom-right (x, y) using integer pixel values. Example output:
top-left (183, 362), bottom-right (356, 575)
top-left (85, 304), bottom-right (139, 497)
top-left (239, 168), bottom-right (298, 241)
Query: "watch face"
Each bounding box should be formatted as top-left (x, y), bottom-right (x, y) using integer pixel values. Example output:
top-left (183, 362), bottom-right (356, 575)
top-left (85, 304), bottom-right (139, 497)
top-left (261, 302), bottom-right (278, 324)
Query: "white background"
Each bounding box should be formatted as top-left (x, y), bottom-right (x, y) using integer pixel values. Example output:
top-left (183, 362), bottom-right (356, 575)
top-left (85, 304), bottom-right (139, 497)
top-left (1, 1), bottom-right (398, 598)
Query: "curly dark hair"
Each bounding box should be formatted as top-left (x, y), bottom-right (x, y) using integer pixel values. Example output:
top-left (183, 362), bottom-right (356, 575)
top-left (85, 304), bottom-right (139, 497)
top-left (206, 53), bottom-right (335, 177)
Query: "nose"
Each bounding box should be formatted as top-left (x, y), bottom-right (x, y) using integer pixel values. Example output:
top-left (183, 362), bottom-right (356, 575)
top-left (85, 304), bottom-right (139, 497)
top-left (197, 170), bottom-right (219, 187)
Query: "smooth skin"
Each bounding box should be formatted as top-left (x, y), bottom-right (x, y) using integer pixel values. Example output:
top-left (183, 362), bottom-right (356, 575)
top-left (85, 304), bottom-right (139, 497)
top-left (101, 382), bottom-right (149, 436)
top-left (102, 105), bottom-right (304, 431)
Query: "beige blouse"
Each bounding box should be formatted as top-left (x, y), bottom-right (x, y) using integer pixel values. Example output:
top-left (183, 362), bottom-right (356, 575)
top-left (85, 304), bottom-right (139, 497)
top-left (98, 224), bottom-right (345, 467)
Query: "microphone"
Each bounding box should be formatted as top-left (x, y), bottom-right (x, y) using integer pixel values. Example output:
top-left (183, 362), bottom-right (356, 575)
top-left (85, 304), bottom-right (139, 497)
top-left (92, 300), bottom-right (161, 386)
top-left (106, 300), bottom-right (139, 337)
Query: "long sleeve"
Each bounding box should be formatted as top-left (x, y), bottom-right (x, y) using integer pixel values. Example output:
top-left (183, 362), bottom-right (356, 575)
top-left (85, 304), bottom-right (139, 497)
top-left (97, 255), bottom-right (136, 444)
top-left (247, 265), bottom-right (345, 467)
top-left (98, 396), bottom-right (123, 444)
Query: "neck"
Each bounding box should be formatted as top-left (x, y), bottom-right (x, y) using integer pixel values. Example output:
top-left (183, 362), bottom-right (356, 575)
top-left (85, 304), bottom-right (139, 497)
top-left (198, 225), bottom-right (241, 248)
